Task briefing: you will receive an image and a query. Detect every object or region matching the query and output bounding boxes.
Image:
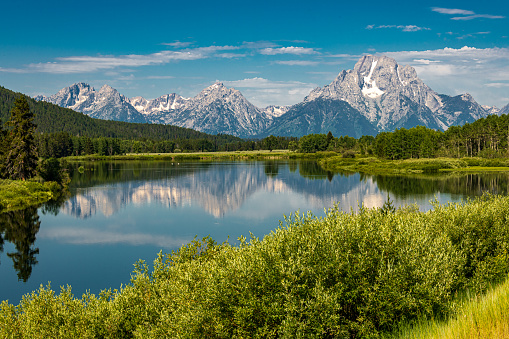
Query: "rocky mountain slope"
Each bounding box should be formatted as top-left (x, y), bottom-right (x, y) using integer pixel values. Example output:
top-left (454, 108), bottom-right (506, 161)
top-left (36, 83), bottom-right (146, 123)
top-left (302, 55), bottom-right (493, 133)
top-left (500, 103), bottom-right (509, 115)
top-left (35, 55), bottom-right (506, 137)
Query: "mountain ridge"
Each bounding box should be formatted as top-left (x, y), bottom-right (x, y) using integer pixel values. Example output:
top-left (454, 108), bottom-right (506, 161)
top-left (35, 55), bottom-right (507, 138)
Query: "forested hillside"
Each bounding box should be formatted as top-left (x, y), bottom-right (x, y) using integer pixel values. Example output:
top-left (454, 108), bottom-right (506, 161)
top-left (0, 86), bottom-right (241, 143)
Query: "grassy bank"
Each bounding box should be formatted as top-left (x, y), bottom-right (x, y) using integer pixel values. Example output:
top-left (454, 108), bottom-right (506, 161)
top-left (319, 156), bottom-right (509, 174)
top-left (2, 194), bottom-right (509, 338)
top-left (390, 276), bottom-right (509, 339)
top-left (65, 150), bottom-right (293, 162)
top-left (64, 150), bottom-right (339, 162)
top-left (0, 179), bottom-right (61, 212)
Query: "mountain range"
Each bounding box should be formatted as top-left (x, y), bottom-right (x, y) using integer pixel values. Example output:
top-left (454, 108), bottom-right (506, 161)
top-left (35, 55), bottom-right (509, 138)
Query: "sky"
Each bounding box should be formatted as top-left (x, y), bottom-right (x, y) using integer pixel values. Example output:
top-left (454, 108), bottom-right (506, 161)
top-left (1, 0), bottom-right (508, 109)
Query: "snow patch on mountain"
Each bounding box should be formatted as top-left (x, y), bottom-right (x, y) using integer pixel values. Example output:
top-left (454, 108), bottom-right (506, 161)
top-left (361, 60), bottom-right (384, 99)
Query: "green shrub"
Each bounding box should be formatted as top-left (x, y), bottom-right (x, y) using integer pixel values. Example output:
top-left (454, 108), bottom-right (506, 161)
top-left (342, 150), bottom-right (356, 158)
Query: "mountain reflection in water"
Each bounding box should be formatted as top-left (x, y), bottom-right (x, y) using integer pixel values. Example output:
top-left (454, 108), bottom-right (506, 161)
top-left (62, 161), bottom-right (509, 220)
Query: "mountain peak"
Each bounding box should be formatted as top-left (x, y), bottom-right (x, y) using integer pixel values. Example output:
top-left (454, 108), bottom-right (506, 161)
top-left (36, 54), bottom-right (496, 137)
top-left (461, 93), bottom-right (475, 102)
top-left (99, 84), bottom-right (116, 93)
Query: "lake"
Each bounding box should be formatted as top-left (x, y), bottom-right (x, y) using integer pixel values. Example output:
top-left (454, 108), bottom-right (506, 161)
top-left (1, 160), bottom-right (508, 304)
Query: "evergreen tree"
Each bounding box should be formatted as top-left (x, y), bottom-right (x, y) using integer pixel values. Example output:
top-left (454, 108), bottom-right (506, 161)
top-left (0, 118), bottom-right (9, 177)
top-left (5, 96), bottom-right (38, 180)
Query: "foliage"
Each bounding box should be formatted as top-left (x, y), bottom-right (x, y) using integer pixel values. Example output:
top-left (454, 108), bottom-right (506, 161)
top-left (0, 180), bottom-right (57, 212)
top-left (342, 150), bottom-right (356, 158)
top-left (3, 195), bottom-right (509, 337)
top-left (298, 133), bottom-right (329, 153)
top-left (37, 158), bottom-right (70, 186)
top-left (4, 96), bottom-right (38, 181)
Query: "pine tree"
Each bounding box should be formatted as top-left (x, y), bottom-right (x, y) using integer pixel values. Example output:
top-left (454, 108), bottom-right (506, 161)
top-left (0, 118), bottom-right (9, 177)
top-left (5, 96), bottom-right (38, 181)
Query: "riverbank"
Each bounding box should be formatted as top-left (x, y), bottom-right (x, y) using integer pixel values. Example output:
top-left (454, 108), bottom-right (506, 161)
top-left (2, 194), bottom-right (509, 337)
top-left (65, 152), bottom-right (509, 174)
top-left (0, 179), bottom-right (61, 212)
top-left (63, 150), bottom-right (339, 162)
top-left (319, 156), bottom-right (509, 174)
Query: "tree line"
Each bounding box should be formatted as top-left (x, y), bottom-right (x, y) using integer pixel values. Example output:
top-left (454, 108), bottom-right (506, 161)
top-left (374, 114), bottom-right (509, 159)
top-left (297, 114), bottom-right (509, 160)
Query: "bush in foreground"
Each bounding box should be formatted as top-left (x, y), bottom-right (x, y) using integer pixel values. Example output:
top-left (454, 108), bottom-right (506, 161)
top-left (2, 195), bottom-right (509, 338)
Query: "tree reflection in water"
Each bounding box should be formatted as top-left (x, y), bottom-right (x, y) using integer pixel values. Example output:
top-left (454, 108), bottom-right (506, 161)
top-left (372, 172), bottom-right (509, 198)
top-left (0, 207), bottom-right (41, 282)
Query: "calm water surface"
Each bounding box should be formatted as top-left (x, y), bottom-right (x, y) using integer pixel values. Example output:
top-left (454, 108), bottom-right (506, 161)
top-left (1, 160), bottom-right (508, 303)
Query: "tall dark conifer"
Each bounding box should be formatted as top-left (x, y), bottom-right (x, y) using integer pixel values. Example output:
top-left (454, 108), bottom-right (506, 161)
top-left (0, 118), bottom-right (9, 178)
top-left (5, 96), bottom-right (38, 180)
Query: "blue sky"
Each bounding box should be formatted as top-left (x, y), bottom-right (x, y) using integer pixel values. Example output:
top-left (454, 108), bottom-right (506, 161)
top-left (1, 0), bottom-right (508, 108)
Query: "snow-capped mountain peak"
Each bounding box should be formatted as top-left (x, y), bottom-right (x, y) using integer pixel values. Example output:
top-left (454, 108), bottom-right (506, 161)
top-left (130, 94), bottom-right (188, 116)
top-left (34, 55), bottom-right (499, 137)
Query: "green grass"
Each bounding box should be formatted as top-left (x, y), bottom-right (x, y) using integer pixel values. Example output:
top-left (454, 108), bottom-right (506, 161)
top-left (319, 156), bottom-right (509, 174)
top-left (64, 150), bottom-right (337, 162)
top-left (0, 179), bottom-right (59, 212)
top-left (2, 194), bottom-right (509, 338)
top-left (390, 276), bottom-right (509, 339)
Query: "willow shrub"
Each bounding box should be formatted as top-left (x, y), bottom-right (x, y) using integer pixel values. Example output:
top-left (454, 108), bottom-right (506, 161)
top-left (2, 195), bottom-right (509, 338)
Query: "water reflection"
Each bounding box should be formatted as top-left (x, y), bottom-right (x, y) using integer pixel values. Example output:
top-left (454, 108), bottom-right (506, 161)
top-left (0, 207), bottom-right (40, 282)
top-left (372, 172), bottom-right (509, 198)
top-left (62, 161), bottom-right (509, 221)
top-left (63, 161), bottom-right (353, 219)
top-left (2, 161), bottom-right (509, 302)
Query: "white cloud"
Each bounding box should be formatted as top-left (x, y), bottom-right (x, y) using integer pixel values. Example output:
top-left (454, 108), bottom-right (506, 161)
top-left (222, 77), bottom-right (317, 107)
top-left (260, 47), bottom-right (319, 55)
top-left (241, 41), bottom-right (279, 49)
top-left (485, 83), bottom-right (509, 88)
top-left (432, 7), bottom-right (505, 20)
top-left (413, 59), bottom-right (441, 64)
top-left (432, 8), bottom-right (475, 15)
top-left (162, 41), bottom-right (194, 48)
top-left (452, 14), bottom-right (505, 20)
top-left (366, 25), bottom-right (431, 32)
top-left (0, 46), bottom-right (242, 74)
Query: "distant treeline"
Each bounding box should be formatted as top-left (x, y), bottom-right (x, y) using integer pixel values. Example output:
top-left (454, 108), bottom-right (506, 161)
top-left (374, 114), bottom-right (509, 159)
top-left (298, 114), bottom-right (509, 159)
top-left (35, 132), bottom-right (297, 157)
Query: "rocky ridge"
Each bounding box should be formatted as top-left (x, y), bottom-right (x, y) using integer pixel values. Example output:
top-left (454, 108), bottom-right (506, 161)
top-left (35, 55), bottom-right (506, 137)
